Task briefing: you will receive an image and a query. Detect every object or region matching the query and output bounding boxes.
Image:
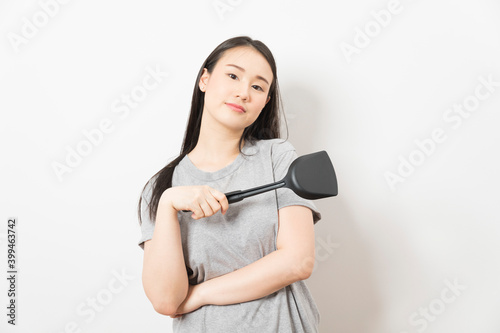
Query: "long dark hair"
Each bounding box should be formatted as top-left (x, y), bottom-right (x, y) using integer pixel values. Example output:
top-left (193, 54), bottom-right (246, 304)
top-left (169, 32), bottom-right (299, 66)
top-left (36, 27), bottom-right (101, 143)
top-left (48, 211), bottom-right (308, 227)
top-left (137, 36), bottom-right (288, 225)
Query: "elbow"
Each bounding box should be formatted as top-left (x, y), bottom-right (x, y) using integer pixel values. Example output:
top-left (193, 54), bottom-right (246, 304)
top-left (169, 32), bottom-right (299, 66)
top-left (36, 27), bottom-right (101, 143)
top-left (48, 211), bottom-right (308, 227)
top-left (143, 279), bottom-right (188, 317)
top-left (296, 267), bottom-right (313, 281)
top-left (153, 300), bottom-right (182, 317)
top-left (149, 288), bottom-right (187, 316)
top-left (148, 291), bottom-right (188, 316)
top-left (292, 253), bottom-right (315, 281)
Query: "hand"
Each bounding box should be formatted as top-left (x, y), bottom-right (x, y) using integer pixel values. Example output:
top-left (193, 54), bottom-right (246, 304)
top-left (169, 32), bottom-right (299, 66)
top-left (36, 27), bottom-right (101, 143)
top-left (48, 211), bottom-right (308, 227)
top-left (160, 185), bottom-right (229, 220)
top-left (169, 283), bottom-right (205, 318)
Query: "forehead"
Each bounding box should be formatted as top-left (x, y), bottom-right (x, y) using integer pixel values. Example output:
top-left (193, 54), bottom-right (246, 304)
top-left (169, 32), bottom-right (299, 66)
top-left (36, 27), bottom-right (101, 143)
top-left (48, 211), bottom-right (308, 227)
top-left (216, 46), bottom-right (273, 82)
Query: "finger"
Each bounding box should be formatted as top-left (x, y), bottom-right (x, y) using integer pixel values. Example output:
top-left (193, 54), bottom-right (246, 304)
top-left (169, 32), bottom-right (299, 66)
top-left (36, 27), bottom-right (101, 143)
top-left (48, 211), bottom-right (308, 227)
top-left (205, 196), bottom-right (222, 215)
top-left (209, 188), bottom-right (229, 214)
top-left (191, 205), bottom-right (205, 220)
top-left (192, 197), bottom-right (214, 219)
top-left (198, 200), bottom-right (216, 217)
top-left (191, 187), bottom-right (211, 219)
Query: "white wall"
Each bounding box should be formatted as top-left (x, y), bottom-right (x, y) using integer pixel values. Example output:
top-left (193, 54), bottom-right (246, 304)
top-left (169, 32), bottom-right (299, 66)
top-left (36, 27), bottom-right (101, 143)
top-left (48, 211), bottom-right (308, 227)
top-left (1, 0), bottom-right (499, 332)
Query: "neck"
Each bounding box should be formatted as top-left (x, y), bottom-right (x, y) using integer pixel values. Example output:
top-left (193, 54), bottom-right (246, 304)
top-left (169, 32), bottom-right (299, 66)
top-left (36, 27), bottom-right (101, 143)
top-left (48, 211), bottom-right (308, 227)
top-left (189, 111), bottom-right (245, 162)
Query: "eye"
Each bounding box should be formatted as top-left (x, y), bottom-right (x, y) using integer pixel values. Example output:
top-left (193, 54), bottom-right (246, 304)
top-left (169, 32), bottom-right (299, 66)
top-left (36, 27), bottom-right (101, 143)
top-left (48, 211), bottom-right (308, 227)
top-left (228, 73), bottom-right (238, 80)
top-left (252, 85), bottom-right (264, 92)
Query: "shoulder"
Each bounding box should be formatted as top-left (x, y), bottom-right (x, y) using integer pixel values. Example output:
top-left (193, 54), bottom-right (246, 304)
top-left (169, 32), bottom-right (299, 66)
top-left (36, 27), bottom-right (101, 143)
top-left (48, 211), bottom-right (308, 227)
top-left (247, 139), bottom-right (297, 170)
top-left (251, 138), bottom-right (296, 155)
top-left (141, 173), bottom-right (160, 204)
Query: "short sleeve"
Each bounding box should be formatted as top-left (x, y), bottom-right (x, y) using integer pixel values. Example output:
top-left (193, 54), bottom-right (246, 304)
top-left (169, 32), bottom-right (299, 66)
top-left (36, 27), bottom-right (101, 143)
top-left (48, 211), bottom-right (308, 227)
top-left (272, 141), bottom-right (322, 224)
top-left (137, 180), bottom-right (156, 250)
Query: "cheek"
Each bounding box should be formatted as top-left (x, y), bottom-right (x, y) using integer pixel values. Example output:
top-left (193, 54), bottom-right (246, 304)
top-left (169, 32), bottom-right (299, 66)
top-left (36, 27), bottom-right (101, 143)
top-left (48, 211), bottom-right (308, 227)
top-left (205, 81), bottom-right (226, 105)
top-left (254, 95), bottom-right (269, 109)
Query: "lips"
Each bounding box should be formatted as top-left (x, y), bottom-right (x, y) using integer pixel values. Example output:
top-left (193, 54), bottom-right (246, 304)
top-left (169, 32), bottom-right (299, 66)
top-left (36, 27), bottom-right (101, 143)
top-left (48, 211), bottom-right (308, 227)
top-left (226, 103), bottom-right (245, 113)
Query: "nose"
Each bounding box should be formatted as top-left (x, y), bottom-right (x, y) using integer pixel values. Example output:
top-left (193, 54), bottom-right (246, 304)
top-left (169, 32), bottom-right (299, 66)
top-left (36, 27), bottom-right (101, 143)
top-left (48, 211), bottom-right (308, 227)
top-left (236, 84), bottom-right (249, 101)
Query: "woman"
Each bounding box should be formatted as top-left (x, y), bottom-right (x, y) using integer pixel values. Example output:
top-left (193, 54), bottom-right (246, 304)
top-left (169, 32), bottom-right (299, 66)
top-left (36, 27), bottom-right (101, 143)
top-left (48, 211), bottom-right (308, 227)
top-left (137, 36), bottom-right (322, 332)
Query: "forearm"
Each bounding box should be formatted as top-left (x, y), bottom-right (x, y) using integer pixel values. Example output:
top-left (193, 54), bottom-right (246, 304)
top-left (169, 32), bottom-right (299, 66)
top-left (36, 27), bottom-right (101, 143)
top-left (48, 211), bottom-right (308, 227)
top-left (142, 201), bottom-right (188, 314)
top-left (199, 249), bottom-right (312, 306)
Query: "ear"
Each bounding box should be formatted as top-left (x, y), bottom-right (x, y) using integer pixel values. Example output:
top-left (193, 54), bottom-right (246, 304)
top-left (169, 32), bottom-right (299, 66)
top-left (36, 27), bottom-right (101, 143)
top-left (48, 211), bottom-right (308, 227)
top-left (265, 95), bottom-right (271, 104)
top-left (199, 68), bottom-right (210, 90)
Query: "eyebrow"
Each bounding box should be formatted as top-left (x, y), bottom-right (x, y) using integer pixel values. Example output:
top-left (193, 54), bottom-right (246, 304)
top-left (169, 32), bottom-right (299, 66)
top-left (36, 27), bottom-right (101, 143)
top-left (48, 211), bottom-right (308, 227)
top-left (226, 64), bottom-right (270, 85)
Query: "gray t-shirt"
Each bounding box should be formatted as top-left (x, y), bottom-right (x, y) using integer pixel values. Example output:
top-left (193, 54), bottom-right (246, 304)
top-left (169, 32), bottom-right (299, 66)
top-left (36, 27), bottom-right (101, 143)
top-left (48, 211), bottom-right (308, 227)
top-left (138, 138), bottom-right (322, 333)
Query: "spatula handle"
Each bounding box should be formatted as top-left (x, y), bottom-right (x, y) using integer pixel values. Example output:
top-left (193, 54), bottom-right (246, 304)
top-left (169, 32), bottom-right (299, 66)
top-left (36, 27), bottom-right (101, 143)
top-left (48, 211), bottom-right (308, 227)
top-left (225, 190), bottom-right (244, 204)
top-left (181, 190), bottom-right (243, 212)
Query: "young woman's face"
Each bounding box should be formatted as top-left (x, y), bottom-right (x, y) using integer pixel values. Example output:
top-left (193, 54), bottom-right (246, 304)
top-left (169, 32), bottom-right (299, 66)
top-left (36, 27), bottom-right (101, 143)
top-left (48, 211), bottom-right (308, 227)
top-left (199, 46), bottom-right (273, 133)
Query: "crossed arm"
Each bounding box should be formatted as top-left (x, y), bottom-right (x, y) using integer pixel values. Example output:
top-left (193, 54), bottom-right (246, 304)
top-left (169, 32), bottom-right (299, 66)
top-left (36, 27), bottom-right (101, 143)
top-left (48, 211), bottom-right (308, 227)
top-left (142, 204), bottom-right (316, 317)
top-left (171, 205), bottom-right (316, 317)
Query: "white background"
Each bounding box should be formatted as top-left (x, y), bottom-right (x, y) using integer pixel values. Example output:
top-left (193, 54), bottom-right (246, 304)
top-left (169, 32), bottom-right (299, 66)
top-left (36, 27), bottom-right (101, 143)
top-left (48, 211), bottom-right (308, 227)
top-left (1, 0), bottom-right (500, 332)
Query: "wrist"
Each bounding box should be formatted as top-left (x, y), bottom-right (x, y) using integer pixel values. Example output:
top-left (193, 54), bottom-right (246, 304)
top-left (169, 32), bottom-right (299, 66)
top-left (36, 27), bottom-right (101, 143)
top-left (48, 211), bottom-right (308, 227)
top-left (159, 189), bottom-right (175, 211)
top-left (157, 198), bottom-right (179, 222)
top-left (195, 282), bottom-right (209, 307)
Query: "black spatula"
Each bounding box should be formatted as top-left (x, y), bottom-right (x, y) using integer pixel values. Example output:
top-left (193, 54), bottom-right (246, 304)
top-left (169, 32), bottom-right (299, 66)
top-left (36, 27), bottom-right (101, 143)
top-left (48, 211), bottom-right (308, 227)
top-left (225, 150), bottom-right (338, 203)
top-left (182, 150), bottom-right (337, 212)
